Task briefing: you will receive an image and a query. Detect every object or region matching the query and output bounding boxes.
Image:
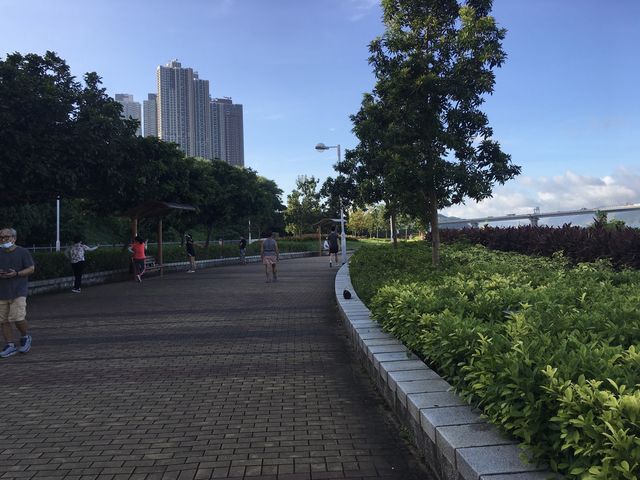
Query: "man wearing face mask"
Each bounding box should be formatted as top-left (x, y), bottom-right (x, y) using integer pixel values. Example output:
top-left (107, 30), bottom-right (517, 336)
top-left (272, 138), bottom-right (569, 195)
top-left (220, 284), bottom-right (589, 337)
top-left (0, 227), bottom-right (35, 358)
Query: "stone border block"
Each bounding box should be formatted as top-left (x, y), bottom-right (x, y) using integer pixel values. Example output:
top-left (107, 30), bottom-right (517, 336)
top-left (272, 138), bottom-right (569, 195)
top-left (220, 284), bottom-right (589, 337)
top-left (457, 445), bottom-right (544, 480)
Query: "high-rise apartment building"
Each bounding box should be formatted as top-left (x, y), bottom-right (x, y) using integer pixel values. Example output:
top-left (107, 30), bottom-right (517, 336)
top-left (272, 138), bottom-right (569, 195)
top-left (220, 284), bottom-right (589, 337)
top-left (115, 93), bottom-right (142, 136)
top-left (143, 93), bottom-right (157, 137)
top-left (157, 60), bottom-right (195, 155)
top-left (155, 60), bottom-right (244, 165)
top-left (211, 97), bottom-right (244, 167)
top-left (192, 74), bottom-right (212, 160)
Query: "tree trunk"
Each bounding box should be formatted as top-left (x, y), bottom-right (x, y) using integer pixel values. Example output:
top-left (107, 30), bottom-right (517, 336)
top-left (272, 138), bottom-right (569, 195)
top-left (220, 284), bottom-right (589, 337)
top-left (429, 191), bottom-right (440, 266)
top-left (205, 224), bottom-right (212, 248)
top-left (390, 212), bottom-right (398, 249)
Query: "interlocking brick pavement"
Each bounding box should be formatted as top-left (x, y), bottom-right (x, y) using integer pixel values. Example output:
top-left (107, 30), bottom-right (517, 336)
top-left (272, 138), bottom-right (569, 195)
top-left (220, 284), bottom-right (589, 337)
top-left (0, 256), bottom-right (431, 480)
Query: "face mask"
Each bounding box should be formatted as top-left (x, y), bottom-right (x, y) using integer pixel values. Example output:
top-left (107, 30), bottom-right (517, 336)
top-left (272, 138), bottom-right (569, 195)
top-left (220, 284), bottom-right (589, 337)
top-left (1, 242), bottom-right (14, 249)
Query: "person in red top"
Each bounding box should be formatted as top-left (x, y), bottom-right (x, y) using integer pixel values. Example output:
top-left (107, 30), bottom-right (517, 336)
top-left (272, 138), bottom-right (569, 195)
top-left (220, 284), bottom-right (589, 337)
top-left (128, 236), bottom-right (147, 282)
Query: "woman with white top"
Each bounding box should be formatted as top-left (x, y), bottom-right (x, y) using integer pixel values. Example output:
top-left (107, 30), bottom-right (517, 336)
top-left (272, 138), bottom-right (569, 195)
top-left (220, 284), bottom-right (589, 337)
top-left (66, 236), bottom-right (98, 293)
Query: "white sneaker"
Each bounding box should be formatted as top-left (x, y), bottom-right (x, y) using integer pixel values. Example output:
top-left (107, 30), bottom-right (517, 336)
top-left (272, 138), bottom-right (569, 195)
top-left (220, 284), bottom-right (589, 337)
top-left (19, 335), bottom-right (32, 354)
top-left (0, 343), bottom-right (17, 358)
top-left (71, 288), bottom-right (81, 293)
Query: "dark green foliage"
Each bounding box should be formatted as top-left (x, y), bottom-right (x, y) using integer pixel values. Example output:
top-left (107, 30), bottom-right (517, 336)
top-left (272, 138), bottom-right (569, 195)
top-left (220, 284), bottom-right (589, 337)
top-left (0, 52), bottom-right (285, 247)
top-left (438, 225), bottom-right (640, 270)
top-left (284, 176), bottom-right (323, 236)
top-left (344, 0), bottom-right (521, 265)
top-left (31, 248), bottom-right (130, 281)
top-left (350, 242), bottom-right (640, 478)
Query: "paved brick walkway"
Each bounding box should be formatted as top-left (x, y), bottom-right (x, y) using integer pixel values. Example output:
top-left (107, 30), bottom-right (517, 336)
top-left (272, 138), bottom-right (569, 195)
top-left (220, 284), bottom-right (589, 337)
top-left (0, 256), bottom-right (431, 480)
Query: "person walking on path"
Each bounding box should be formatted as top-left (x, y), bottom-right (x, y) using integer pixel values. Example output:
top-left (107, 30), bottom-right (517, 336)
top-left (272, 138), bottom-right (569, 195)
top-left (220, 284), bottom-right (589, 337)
top-left (0, 227), bottom-right (35, 358)
top-left (260, 232), bottom-right (279, 282)
top-left (239, 236), bottom-right (247, 264)
top-left (327, 225), bottom-right (339, 267)
top-left (128, 236), bottom-right (146, 282)
top-left (185, 233), bottom-right (197, 272)
top-left (66, 236), bottom-right (98, 293)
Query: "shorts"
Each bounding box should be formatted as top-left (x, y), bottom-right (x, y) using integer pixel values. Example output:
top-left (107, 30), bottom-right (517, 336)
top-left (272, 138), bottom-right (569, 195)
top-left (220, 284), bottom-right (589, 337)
top-left (0, 297), bottom-right (27, 324)
top-left (186, 248), bottom-right (195, 257)
top-left (262, 255), bottom-right (277, 266)
top-left (329, 246), bottom-right (339, 254)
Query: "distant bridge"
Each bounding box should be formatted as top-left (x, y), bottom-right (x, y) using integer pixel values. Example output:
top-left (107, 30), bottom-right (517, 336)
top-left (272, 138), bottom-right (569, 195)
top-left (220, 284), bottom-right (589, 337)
top-left (439, 203), bottom-right (640, 227)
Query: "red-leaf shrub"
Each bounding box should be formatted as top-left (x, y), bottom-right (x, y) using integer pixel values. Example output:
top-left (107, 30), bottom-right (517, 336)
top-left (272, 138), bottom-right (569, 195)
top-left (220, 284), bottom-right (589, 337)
top-left (437, 225), bottom-right (640, 269)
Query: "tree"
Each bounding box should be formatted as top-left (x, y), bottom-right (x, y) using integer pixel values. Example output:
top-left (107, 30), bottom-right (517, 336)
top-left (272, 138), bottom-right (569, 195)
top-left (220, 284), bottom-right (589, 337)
top-left (590, 211), bottom-right (626, 231)
top-left (251, 176), bottom-right (285, 237)
top-left (347, 209), bottom-right (369, 237)
top-left (351, 0), bottom-right (521, 265)
top-left (336, 93), bottom-right (409, 248)
top-left (284, 176), bottom-right (323, 236)
top-left (0, 51), bottom-right (80, 202)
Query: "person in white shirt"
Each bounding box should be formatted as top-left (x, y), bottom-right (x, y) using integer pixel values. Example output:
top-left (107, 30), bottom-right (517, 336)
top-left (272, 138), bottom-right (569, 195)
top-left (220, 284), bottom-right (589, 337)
top-left (66, 236), bottom-right (98, 293)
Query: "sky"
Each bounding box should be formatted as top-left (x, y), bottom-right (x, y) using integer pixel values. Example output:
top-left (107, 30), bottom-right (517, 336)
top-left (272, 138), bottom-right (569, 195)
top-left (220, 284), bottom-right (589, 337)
top-left (2, 0), bottom-right (639, 226)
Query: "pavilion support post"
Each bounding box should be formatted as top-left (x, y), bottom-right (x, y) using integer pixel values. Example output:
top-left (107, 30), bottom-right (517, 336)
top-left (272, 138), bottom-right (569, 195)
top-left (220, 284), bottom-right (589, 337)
top-left (318, 226), bottom-right (322, 256)
top-left (157, 218), bottom-right (163, 277)
top-left (132, 217), bottom-right (138, 239)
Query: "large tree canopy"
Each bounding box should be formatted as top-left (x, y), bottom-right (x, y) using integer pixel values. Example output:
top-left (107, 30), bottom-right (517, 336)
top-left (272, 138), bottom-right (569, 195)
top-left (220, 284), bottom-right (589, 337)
top-left (0, 51), bottom-right (149, 207)
top-left (343, 0), bottom-right (521, 264)
top-left (0, 51), bottom-right (286, 245)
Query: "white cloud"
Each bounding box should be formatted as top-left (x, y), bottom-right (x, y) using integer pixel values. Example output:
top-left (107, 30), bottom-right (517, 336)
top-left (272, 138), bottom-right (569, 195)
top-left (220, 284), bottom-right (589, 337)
top-left (441, 168), bottom-right (640, 226)
top-left (346, 0), bottom-right (379, 21)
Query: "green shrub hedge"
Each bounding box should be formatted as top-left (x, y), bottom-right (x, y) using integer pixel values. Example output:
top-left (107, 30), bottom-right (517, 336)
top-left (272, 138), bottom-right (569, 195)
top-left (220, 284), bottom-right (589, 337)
top-left (349, 242), bottom-right (640, 479)
top-left (29, 239), bottom-right (330, 281)
top-left (32, 249), bottom-right (131, 281)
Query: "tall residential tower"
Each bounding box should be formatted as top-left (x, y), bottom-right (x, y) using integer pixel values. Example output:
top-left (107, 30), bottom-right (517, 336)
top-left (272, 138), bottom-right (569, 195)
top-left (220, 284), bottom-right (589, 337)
top-left (155, 60), bottom-right (243, 165)
top-left (143, 93), bottom-right (157, 137)
top-left (115, 93), bottom-right (142, 136)
top-left (156, 60), bottom-right (195, 156)
top-left (211, 97), bottom-right (244, 167)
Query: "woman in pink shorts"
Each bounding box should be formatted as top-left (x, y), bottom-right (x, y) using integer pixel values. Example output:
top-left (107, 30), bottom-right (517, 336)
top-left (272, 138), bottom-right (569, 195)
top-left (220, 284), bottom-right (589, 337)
top-left (260, 232), bottom-right (279, 283)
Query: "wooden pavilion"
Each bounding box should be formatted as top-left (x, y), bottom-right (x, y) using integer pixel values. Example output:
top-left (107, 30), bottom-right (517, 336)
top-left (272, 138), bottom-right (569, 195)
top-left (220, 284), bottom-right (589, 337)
top-left (121, 201), bottom-right (196, 274)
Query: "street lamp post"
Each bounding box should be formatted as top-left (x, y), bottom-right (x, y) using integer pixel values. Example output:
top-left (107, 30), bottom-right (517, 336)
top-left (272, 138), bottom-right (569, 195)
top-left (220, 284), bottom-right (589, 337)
top-left (55, 195), bottom-right (61, 252)
top-left (315, 142), bottom-right (348, 265)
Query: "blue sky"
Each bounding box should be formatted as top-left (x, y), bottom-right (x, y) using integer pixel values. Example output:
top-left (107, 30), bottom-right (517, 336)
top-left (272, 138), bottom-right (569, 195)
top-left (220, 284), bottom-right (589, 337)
top-left (2, 0), bottom-right (639, 225)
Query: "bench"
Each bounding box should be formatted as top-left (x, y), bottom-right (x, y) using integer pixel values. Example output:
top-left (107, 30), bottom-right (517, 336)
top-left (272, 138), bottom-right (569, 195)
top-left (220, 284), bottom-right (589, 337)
top-left (144, 256), bottom-right (163, 275)
top-left (132, 256), bottom-right (164, 278)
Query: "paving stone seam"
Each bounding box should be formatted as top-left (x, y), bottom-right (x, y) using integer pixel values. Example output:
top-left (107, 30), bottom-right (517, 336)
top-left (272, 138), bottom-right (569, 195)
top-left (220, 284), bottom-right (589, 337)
top-left (334, 262), bottom-right (556, 480)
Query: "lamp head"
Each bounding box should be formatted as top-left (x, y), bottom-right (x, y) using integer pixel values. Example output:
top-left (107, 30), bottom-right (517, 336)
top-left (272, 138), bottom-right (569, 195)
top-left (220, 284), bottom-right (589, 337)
top-left (315, 142), bottom-right (329, 151)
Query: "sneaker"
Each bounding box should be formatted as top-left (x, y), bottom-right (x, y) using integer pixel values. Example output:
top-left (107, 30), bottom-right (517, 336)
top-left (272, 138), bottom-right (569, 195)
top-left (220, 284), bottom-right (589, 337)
top-left (187, 270), bottom-right (195, 273)
top-left (0, 343), bottom-right (17, 358)
top-left (71, 288), bottom-right (81, 293)
top-left (18, 335), bottom-right (32, 354)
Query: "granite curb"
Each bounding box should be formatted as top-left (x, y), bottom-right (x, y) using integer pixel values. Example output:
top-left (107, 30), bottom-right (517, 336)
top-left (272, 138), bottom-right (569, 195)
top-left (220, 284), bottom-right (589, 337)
top-left (28, 251), bottom-right (314, 296)
top-left (334, 262), bottom-right (555, 480)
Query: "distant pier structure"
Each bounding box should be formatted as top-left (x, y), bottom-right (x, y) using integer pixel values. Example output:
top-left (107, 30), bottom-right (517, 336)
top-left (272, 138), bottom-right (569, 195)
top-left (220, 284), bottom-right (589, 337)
top-left (440, 204), bottom-right (640, 228)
